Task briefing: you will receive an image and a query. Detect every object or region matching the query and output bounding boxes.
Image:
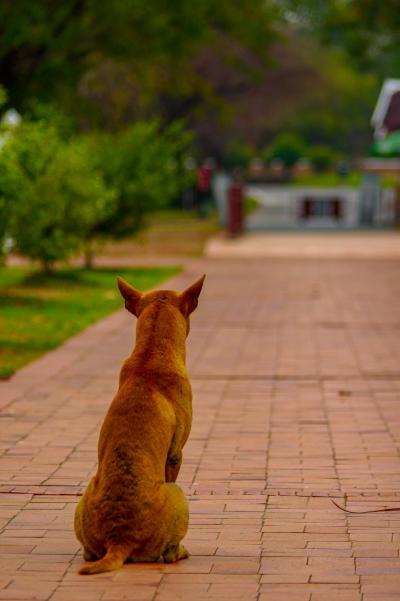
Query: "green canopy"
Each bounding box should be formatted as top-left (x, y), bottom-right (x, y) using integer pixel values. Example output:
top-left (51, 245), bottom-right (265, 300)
top-left (370, 130), bottom-right (400, 157)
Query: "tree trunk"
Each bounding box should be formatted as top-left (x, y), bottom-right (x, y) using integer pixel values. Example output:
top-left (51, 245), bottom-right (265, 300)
top-left (84, 241), bottom-right (94, 269)
top-left (42, 258), bottom-right (54, 274)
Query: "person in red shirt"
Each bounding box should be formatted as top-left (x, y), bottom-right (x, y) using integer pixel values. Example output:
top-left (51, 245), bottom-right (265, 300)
top-left (196, 159), bottom-right (214, 217)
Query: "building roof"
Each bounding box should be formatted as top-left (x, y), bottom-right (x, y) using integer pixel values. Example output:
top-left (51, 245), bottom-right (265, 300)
top-left (371, 79), bottom-right (400, 138)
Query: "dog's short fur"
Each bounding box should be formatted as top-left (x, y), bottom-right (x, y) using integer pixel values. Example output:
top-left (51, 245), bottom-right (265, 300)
top-left (74, 275), bottom-right (205, 574)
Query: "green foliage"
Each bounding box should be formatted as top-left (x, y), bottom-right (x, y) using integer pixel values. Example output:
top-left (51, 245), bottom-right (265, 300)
top-left (0, 112), bottom-right (194, 269)
top-left (0, 147), bottom-right (17, 259)
top-left (0, 265), bottom-right (179, 378)
top-left (96, 120), bottom-right (193, 239)
top-left (264, 132), bottom-right (306, 167)
top-left (222, 143), bottom-right (255, 170)
top-left (281, 0), bottom-right (400, 74)
top-left (369, 132), bottom-right (400, 158)
top-left (0, 0), bottom-right (278, 112)
top-left (0, 87), bottom-right (10, 257)
top-left (0, 119), bottom-right (115, 270)
top-left (0, 85), bottom-right (7, 108)
top-left (0, 1), bottom-right (384, 160)
top-left (308, 145), bottom-right (337, 172)
top-left (28, 101), bottom-right (76, 138)
top-left (282, 45), bottom-right (377, 156)
top-left (1, 1), bottom-right (393, 182)
top-left (290, 171), bottom-right (362, 188)
top-left (244, 196), bottom-right (260, 215)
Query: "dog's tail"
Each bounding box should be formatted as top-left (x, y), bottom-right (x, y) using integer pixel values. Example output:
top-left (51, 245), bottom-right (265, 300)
top-left (79, 545), bottom-right (129, 575)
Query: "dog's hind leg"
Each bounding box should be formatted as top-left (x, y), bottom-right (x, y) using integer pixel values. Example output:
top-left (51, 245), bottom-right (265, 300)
top-left (165, 449), bottom-right (182, 482)
top-left (161, 483), bottom-right (189, 563)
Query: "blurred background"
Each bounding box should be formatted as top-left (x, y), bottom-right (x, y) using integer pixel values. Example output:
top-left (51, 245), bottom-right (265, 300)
top-left (1, 0), bottom-right (400, 376)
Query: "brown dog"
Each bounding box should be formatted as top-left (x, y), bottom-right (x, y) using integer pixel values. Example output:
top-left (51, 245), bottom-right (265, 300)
top-left (74, 274), bottom-right (205, 574)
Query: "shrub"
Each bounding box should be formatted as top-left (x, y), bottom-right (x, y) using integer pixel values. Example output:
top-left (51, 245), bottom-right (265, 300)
top-left (308, 145), bottom-right (337, 172)
top-left (0, 150), bottom-right (17, 260)
top-left (0, 120), bottom-right (114, 271)
top-left (264, 132), bottom-right (306, 168)
top-left (0, 86), bottom-right (12, 259)
top-left (94, 120), bottom-right (193, 239)
top-left (0, 112), bottom-right (193, 269)
top-left (221, 143), bottom-right (254, 170)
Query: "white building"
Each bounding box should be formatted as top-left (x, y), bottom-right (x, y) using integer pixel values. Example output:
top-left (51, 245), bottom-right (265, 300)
top-left (246, 185), bottom-right (396, 230)
top-left (371, 79), bottom-right (400, 139)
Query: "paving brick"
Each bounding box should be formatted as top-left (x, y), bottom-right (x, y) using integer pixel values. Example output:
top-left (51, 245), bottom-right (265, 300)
top-left (311, 592), bottom-right (362, 601)
top-left (1, 255), bottom-right (400, 600)
top-left (259, 594), bottom-right (311, 601)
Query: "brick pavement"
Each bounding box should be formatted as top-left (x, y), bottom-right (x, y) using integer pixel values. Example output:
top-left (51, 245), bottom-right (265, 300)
top-left (206, 231), bottom-right (400, 259)
top-left (1, 258), bottom-right (400, 600)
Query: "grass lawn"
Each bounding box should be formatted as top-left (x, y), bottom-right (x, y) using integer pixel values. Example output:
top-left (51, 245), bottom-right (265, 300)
top-left (291, 172), bottom-right (400, 188)
top-left (102, 210), bottom-right (219, 257)
top-left (0, 265), bottom-right (179, 379)
top-left (290, 172), bottom-right (363, 187)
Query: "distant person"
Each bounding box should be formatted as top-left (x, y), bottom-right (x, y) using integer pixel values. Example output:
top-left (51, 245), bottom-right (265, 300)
top-left (196, 159), bottom-right (214, 217)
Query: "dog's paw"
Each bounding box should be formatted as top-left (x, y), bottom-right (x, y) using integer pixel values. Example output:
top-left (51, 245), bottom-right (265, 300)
top-left (83, 548), bottom-right (97, 562)
top-left (163, 544), bottom-right (189, 563)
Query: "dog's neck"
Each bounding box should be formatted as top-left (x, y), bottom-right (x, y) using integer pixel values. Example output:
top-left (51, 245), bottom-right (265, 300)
top-left (131, 303), bottom-right (187, 370)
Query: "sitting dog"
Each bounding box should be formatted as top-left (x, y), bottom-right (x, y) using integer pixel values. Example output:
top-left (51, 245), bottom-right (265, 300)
top-left (74, 274), bottom-right (205, 574)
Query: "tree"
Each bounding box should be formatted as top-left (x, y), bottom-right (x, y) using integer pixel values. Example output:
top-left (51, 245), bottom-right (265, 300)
top-left (0, 86), bottom-right (12, 260)
top-left (94, 120), bottom-right (193, 239)
top-left (280, 0), bottom-right (400, 73)
top-left (1, 2), bottom-right (386, 164)
top-left (0, 151), bottom-right (16, 261)
top-left (0, 0), bottom-right (278, 113)
top-left (0, 119), bottom-right (114, 271)
top-left (282, 44), bottom-right (377, 156)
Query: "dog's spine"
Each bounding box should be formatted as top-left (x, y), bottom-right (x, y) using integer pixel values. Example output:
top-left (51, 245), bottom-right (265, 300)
top-left (79, 545), bottom-right (129, 575)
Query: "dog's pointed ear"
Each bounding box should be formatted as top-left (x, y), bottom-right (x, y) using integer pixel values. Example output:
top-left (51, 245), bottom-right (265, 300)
top-left (180, 274), bottom-right (206, 315)
top-left (117, 277), bottom-right (142, 316)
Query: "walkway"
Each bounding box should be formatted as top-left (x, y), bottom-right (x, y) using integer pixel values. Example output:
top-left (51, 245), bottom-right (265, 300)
top-left (1, 255), bottom-right (400, 600)
top-left (206, 231), bottom-right (400, 259)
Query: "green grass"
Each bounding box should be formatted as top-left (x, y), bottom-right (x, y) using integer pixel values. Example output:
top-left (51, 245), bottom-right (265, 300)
top-left (291, 171), bottom-right (400, 189)
top-left (290, 172), bottom-right (363, 187)
top-left (102, 209), bottom-right (219, 257)
top-left (0, 265), bottom-right (180, 379)
top-left (244, 196), bottom-right (261, 214)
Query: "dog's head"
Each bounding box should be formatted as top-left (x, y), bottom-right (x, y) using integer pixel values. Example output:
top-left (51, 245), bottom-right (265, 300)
top-left (117, 275), bottom-right (205, 335)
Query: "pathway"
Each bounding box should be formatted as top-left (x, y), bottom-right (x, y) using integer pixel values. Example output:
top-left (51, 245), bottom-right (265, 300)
top-left (206, 231), bottom-right (400, 259)
top-left (1, 255), bottom-right (400, 600)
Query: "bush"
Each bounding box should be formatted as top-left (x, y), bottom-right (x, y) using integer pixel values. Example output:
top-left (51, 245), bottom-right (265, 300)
top-left (308, 145), bottom-right (337, 172)
top-left (0, 120), bottom-right (114, 271)
top-left (0, 86), bottom-right (11, 259)
top-left (221, 143), bottom-right (254, 170)
top-left (95, 120), bottom-right (193, 239)
top-left (0, 150), bottom-right (17, 260)
top-left (0, 112), bottom-right (193, 269)
top-left (264, 132), bottom-right (306, 168)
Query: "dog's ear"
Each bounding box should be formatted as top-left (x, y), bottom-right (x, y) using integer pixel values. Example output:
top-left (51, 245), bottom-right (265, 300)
top-left (117, 277), bottom-right (142, 316)
top-left (180, 274), bottom-right (206, 315)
